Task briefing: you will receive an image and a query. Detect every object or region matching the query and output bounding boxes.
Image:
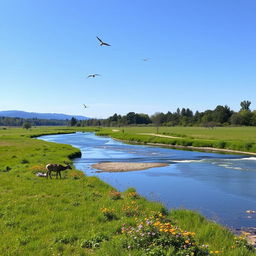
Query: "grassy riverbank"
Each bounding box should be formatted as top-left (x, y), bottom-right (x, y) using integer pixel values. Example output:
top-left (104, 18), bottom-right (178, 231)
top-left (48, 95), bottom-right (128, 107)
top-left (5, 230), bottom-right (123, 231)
top-left (96, 126), bottom-right (256, 154)
top-left (0, 127), bottom-right (255, 255)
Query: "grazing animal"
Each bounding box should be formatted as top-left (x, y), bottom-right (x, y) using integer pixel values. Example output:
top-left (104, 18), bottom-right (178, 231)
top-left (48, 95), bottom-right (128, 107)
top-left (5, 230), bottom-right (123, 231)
top-left (46, 163), bottom-right (72, 179)
top-left (96, 36), bottom-right (111, 46)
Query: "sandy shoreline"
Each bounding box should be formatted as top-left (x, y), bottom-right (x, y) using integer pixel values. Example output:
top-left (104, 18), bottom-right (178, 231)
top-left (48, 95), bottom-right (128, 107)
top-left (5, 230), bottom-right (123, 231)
top-left (92, 162), bottom-right (169, 172)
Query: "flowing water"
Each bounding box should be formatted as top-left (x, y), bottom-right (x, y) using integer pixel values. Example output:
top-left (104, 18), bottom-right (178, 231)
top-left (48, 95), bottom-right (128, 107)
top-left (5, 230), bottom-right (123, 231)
top-left (39, 132), bottom-right (256, 229)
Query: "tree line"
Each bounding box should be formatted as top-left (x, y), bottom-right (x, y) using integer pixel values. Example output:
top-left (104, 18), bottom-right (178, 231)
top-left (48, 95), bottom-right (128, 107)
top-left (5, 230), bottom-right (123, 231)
top-left (0, 117), bottom-right (69, 127)
top-left (74, 100), bottom-right (256, 127)
top-left (1, 100), bottom-right (255, 128)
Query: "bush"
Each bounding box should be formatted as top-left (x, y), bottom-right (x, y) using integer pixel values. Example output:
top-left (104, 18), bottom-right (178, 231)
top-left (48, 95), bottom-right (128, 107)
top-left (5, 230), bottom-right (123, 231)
top-left (80, 234), bottom-right (109, 248)
top-left (109, 190), bottom-right (122, 200)
top-left (101, 208), bottom-right (117, 221)
top-left (54, 234), bottom-right (78, 244)
top-left (121, 213), bottom-right (209, 255)
top-left (214, 141), bottom-right (226, 149)
top-left (21, 159), bottom-right (29, 164)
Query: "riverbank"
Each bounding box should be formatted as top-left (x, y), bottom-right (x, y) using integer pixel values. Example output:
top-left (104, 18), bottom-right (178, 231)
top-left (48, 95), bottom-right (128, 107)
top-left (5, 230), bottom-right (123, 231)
top-left (0, 127), bottom-right (255, 255)
top-left (96, 127), bottom-right (256, 156)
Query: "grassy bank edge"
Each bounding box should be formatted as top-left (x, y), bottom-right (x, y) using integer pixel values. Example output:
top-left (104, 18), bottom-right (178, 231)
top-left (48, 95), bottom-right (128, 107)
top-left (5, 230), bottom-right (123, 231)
top-left (95, 129), bottom-right (256, 155)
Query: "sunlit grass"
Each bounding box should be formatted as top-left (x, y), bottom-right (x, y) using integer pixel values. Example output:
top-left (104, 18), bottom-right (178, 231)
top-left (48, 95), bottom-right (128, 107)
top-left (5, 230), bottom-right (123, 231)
top-left (96, 126), bottom-right (256, 153)
top-left (0, 126), bottom-right (255, 255)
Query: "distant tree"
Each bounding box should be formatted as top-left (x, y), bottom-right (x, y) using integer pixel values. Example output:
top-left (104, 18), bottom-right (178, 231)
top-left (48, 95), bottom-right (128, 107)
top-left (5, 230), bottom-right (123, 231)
top-left (251, 111), bottom-right (256, 126)
top-left (151, 112), bottom-right (165, 126)
top-left (239, 110), bottom-right (253, 126)
top-left (240, 100), bottom-right (251, 111)
top-left (201, 110), bottom-right (213, 124)
top-left (230, 113), bottom-right (243, 125)
top-left (135, 113), bottom-right (151, 124)
top-left (193, 111), bottom-right (202, 124)
top-left (23, 121), bottom-right (31, 130)
top-left (212, 105), bottom-right (232, 124)
top-left (126, 112), bottom-right (136, 125)
top-left (70, 117), bottom-right (77, 126)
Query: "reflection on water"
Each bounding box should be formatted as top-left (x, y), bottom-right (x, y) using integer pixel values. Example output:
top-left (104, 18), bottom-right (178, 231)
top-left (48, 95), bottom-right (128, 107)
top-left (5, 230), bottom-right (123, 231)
top-left (39, 132), bottom-right (256, 229)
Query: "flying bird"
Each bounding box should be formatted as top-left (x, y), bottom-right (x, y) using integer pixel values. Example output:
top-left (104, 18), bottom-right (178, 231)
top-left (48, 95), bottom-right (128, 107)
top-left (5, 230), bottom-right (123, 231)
top-left (83, 104), bottom-right (89, 109)
top-left (142, 58), bottom-right (150, 62)
top-left (96, 36), bottom-right (111, 46)
top-left (87, 74), bottom-right (100, 78)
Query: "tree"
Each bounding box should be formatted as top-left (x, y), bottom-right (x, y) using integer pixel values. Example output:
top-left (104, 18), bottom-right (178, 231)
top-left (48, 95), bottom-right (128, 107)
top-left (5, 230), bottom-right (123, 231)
top-left (240, 100), bottom-right (251, 111)
top-left (23, 121), bottom-right (31, 130)
top-left (70, 117), bottom-right (77, 126)
top-left (151, 112), bottom-right (165, 126)
top-left (126, 112), bottom-right (136, 125)
top-left (251, 111), bottom-right (256, 126)
top-left (201, 110), bottom-right (213, 124)
top-left (239, 110), bottom-right (253, 126)
top-left (212, 105), bottom-right (232, 124)
top-left (230, 113), bottom-right (243, 125)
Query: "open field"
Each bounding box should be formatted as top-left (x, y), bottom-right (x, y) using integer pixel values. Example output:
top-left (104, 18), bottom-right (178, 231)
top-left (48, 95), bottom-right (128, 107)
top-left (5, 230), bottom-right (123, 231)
top-left (0, 127), bottom-right (255, 255)
top-left (96, 126), bottom-right (256, 154)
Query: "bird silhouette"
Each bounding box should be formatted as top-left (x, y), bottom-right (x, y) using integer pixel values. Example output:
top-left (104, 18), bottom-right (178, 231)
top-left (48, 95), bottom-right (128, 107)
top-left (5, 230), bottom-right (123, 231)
top-left (96, 36), bottom-right (111, 46)
top-left (83, 104), bottom-right (89, 108)
top-left (142, 58), bottom-right (150, 62)
top-left (87, 74), bottom-right (100, 78)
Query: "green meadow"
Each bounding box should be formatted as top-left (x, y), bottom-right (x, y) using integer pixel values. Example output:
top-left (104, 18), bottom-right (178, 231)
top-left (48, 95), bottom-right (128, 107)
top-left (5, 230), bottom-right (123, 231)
top-left (96, 126), bottom-right (256, 154)
top-left (0, 126), bottom-right (255, 255)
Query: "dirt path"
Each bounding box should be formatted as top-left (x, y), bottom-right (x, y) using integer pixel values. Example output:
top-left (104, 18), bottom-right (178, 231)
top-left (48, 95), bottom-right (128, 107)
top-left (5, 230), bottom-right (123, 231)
top-left (137, 133), bottom-right (180, 139)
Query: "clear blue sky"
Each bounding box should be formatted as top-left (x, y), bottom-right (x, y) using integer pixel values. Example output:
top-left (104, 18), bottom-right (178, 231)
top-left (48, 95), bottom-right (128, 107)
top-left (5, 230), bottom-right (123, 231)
top-left (1, 0), bottom-right (255, 118)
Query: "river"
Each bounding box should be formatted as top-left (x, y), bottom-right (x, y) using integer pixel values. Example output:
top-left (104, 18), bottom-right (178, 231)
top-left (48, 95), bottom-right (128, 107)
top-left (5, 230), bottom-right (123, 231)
top-left (39, 132), bottom-right (256, 229)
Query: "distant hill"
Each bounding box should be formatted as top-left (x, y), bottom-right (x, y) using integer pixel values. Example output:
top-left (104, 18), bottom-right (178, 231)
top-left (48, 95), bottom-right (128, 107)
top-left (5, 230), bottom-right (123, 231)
top-left (0, 110), bottom-right (89, 120)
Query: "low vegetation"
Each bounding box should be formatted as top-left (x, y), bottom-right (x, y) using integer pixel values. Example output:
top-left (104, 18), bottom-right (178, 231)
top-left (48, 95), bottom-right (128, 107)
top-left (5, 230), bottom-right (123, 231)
top-left (0, 127), bottom-right (255, 255)
top-left (96, 126), bottom-right (256, 154)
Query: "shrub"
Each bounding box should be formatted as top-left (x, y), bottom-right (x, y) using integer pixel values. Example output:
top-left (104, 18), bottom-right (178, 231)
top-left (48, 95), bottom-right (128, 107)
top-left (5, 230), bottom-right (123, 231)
top-left (121, 213), bottom-right (209, 255)
top-left (122, 201), bottom-right (140, 217)
top-left (80, 234), bottom-right (109, 248)
top-left (109, 190), bottom-right (122, 200)
top-left (101, 208), bottom-right (117, 221)
top-left (54, 234), bottom-right (78, 244)
top-left (214, 141), bottom-right (226, 149)
top-left (21, 159), bottom-right (29, 164)
top-left (0, 166), bottom-right (11, 172)
top-left (126, 191), bottom-right (140, 199)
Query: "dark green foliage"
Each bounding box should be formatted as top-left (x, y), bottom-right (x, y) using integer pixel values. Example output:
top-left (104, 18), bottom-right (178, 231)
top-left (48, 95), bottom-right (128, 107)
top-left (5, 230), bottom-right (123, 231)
top-left (54, 233), bottom-right (78, 244)
top-left (21, 159), bottom-right (29, 164)
top-left (0, 116), bottom-right (68, 126)
top-left (23, 121), bottom-right (31, 130)
top-left (70, 117), bottom-right (78, 126)
top-left (240, 100), bottom-right (251, 111)
top-left (81, 101), bottom-right (256, 127)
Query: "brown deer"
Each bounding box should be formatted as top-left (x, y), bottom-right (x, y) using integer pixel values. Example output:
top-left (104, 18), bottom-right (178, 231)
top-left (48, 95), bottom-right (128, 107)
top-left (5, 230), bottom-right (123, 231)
top-left (46, 163), bottom-right (72, 179)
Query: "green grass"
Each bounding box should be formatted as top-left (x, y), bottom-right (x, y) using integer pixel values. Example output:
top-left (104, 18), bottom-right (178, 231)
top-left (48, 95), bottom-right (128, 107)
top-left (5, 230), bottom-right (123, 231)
top-left (95, 126), bottom-right (256, 153)
top-left (0, 126), bottom-right (255, 255)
